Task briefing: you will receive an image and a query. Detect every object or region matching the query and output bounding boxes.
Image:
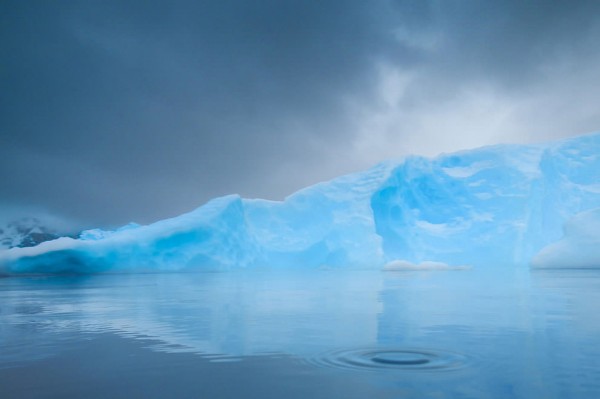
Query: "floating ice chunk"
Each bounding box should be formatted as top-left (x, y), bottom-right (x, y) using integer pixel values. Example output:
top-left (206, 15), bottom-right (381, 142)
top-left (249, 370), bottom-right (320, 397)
top-left (531, 208), bottom-right (600, 269)
top-left (383, 260), bottom-right (471, 271)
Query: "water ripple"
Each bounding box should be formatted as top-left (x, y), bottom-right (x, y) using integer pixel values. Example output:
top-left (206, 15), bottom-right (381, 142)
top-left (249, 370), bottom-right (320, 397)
top-left (307, 347), bottom-right (468, 372)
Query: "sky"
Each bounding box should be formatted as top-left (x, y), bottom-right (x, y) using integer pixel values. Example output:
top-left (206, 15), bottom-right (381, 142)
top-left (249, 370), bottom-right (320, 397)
top-left (2, 0), bottom-right (600, 230)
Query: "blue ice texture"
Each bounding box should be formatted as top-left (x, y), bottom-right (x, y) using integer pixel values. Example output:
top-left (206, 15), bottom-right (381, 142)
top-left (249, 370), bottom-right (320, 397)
top-left (2, 132), bottom-right (600, 274)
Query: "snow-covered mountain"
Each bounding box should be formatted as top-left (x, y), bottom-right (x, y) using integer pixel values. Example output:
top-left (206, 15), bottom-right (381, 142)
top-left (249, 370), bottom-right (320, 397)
top-left (0, 218), bottom-right (60, 250)
top-left (1, 133), bottom-right (599, 274)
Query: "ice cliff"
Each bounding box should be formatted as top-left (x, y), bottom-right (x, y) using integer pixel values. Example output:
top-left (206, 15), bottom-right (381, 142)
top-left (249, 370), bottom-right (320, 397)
top-left (1, 133), bottom-right (599, 274)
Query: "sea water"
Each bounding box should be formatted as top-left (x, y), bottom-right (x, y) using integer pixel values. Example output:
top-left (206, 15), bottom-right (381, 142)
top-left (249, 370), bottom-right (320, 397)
top-left (1, 268), bottom-right (599, 398)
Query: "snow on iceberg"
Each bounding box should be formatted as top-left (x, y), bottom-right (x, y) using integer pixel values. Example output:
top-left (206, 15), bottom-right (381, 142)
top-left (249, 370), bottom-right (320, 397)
top-left (531, 208), bottom-right (600, 269)
top-left (1, 132), bottom-right (600, 275)
top-left (79, 222), bottom-right (142, 240)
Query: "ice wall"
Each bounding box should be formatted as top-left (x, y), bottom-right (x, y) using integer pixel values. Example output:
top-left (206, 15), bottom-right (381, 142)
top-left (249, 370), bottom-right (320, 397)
top-left (1, 133), bottom-right (599, 274)
top-left (372, 134), bottom-right (600, 266)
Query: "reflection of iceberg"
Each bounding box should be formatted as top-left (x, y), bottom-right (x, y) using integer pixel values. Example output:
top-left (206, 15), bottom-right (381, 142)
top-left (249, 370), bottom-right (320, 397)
top-left (1, 133), bottom-right (600, 274)
top-left (0, 272), bottom-right (383, 359)
top-left (3, 269), bottom-right (600, 396)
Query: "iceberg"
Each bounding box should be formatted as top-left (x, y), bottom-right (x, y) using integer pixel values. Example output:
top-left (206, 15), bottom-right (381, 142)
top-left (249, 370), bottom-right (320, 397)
top-left (1, 132), bottom-right (599, 274)
top-left (531, 208), bottom-right (600, 269)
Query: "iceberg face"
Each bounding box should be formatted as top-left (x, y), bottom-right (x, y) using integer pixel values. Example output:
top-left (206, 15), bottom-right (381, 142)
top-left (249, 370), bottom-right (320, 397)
top-left (531, 208), bottom-right (600, 269)
top-left (243, 162), bottom-right (394, 269)
top-left (1, 196), bottom-right (261, 274)
top-left (1, 133), bottom-right (600, 274)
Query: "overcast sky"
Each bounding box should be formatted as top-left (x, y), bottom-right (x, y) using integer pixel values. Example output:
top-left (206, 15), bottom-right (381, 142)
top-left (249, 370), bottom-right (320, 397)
top-left (2, 0), bottom-right (600, 229)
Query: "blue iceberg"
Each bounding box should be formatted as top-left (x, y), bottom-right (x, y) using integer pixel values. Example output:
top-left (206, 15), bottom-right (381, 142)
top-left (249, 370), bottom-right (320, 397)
top-left (1, 133), bottom-right (599, 274)
top-left (531, 208), bottom-right (600, 269)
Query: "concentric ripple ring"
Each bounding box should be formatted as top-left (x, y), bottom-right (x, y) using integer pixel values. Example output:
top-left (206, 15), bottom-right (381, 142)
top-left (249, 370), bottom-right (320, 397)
top-left (307, 347), bottom-right (467, 372)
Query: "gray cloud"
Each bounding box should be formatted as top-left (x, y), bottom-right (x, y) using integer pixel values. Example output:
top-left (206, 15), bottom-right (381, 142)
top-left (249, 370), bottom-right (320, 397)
top-left (1, 0), bottom-right (600, 228)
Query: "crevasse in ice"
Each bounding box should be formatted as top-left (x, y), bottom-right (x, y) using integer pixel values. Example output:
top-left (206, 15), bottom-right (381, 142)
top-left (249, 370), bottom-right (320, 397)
top-left (1, 133), bottom-right (599, 274)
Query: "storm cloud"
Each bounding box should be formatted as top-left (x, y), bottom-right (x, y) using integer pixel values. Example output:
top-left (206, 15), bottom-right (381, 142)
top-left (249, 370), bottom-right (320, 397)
top-left (2, 0), bottom-right (600, 228)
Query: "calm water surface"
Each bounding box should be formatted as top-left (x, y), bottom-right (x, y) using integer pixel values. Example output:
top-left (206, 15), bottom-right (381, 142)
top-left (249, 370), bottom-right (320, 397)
top-left (1, 268), bottom-right (599, 398)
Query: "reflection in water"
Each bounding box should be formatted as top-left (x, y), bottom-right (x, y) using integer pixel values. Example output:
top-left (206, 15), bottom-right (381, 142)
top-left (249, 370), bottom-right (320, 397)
top-left (0, 271), bottom-right (383, 364)
top-left (1, 269), bottom-right (600, 398)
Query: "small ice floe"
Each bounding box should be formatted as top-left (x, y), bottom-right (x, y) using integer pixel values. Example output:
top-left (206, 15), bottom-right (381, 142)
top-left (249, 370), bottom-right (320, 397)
top-left (383, 260), bottom-right (471, 271)
top-left (531, 208), bottom-right (600, 269)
